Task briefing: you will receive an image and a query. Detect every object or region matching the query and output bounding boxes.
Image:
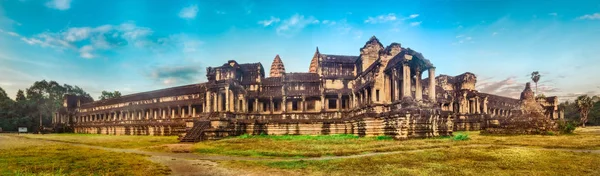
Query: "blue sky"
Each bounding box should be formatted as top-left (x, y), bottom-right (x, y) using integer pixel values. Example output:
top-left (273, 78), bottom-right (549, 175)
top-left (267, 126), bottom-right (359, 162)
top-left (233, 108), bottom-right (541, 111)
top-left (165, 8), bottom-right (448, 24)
top-left (1, 0), bottom-right (600, 101)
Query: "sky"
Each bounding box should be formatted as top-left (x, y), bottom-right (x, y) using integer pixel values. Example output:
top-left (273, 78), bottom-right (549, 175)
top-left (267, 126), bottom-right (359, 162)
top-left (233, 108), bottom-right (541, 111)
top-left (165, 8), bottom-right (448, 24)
top-left (1, 0), bottom-right (600, 102)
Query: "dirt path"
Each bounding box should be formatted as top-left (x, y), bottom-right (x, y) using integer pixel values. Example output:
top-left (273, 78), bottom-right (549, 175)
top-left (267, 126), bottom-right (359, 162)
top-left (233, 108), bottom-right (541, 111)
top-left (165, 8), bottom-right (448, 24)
top-left (7, 135), bottom-right (600, 175)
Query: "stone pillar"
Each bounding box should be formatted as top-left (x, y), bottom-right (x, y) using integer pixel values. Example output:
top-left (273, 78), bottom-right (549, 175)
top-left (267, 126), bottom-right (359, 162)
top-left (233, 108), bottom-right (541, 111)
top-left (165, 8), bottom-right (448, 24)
top-left (302, 96), bottom-right (306, 112)
top-left (225, 87), bottom-right (230, 112)
top-left (428, 67), bottom-right (436, 102)
top-left (188, 104), bottom-right (192, 117)
top-left (270, 97), bottom-right (274, 114)
top-left (282, 97), bottom-right (287, 113)
top-left (192, 105), bottom-right (196, 117)
top-left (178, 106), bottom-right (183, 118)
top-left (393, 68), bottom-right (399, 101)
top-left (254, 99), bottom-right (259, 113)
top-left (205, 92), bottom-right (211, 113)
top-left (402, 63), bottom-right (411, 98)
top-left (363, 89), bottom-right (368, 104)
top-left (482, 97), bottom-right (488, 114)
top-left (320, 94), bottom-right (325, 111)
top-left (213, 92), bottom-right (218, 112)
top-left (337, 93), bottom-right (342, 111)
top-left (415, 69), bottom-right (422, 101)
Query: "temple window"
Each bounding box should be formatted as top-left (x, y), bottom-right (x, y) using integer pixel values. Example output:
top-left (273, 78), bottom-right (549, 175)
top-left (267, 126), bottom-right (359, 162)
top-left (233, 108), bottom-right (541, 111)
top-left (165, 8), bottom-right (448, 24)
top-left (376, 89), bottom-right (380, 102)
top-left (292, 101), bottom-right (299, 111)
top-left (263, 102), bottom-right (268, 112)
top-left (328, 99), bottom-right (337, 109)
top-left (274, 101), bottom-right (280, 111)
top-left (307, 101), bottom-right (315, 110)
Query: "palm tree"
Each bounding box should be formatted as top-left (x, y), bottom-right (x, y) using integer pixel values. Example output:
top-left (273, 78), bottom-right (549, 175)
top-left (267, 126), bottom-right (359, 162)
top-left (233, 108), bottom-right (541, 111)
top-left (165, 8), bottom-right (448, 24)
top-left (575, 95), bottom-right (599, 128)
top-left (531, 71), bottom-right (541, 97)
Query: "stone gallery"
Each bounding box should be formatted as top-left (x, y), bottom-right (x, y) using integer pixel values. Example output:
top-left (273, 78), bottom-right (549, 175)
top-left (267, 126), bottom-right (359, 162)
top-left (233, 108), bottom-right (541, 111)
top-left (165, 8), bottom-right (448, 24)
top-left (52, 36), bottom-right (563, 141)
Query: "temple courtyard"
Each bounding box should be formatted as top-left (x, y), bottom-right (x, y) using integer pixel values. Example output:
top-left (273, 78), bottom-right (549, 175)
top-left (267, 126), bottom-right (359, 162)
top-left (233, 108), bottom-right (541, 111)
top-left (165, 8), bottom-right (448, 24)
top-left (2, 128), bottom-right (600, 176)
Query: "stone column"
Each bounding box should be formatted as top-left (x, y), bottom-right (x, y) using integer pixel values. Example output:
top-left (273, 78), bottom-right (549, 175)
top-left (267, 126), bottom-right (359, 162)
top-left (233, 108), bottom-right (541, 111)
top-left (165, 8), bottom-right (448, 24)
top-left (320, 94), bottom-right (325, 111)
top-left (270, 97), bottom-right (274, 114)
top-left (192, 105), bottom-right (196, 117)
top-left (402, 63), bottom-right (412, 98)
top-left (428, 67), bottom-right (436, 102)
top-left (415, 69), bottom-right (422, 101)
top-left (393, 68), bottom-right (399, 101)
top-left (302, 96), bottom-right (306, 113)
top-left (337, 93), bottom-right (342, 111)
top-left (282, 97), bottom-right (287, 113)
top-left (213, 92), bottom-right (218, 112)
top-left (254, 99), bottom-right (259, 113)
top-left (178, 106), bottom-right (183, 118)
top-left (363, 89), bottom-right (368, 104)
top-left (188, 104), bottom-right (192, 117)
top-left (225, 87), bottom-right (230, 112)
top-left (205, 92), bottom-right (210, 113)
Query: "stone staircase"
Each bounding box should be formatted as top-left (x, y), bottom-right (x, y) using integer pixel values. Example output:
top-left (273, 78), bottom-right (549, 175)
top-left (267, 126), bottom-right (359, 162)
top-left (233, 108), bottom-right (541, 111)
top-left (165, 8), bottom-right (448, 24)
top-left (179, 120), bottom-right (211, 142)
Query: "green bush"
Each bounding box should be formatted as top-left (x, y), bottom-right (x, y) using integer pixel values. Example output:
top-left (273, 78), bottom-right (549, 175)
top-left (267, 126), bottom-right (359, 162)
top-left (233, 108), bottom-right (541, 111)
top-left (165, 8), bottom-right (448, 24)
top-left (558, 120), bottom-right (577, 134)
top-left (375, 135), bottom-right (393, 140)
top-left (452, 133), bottom-right (470, 141)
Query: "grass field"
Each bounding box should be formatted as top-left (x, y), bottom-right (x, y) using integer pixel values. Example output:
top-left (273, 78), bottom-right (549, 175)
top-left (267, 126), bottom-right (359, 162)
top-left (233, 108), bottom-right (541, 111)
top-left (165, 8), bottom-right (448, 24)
top-left (193, 127), bottom-right (600, 157)
top-left (0, 136), bottom-right (170, 176)
top-left (20, 133), bottom-right (179, 149)
top-left (222, 146), bottom-right (600, 176)
top-left (3, 127), bottom-right (600, 175)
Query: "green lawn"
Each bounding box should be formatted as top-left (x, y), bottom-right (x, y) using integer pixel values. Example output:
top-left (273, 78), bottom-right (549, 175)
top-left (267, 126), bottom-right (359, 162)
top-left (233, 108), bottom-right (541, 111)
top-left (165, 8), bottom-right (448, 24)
top-left (193, 127), bottom-right (600, 158)
top-left (19, 133), bottom-right (179, 149)
top-left (222, 145), bottom-right (600, 176)
top-left (0, 136), bottom-right (170, 176)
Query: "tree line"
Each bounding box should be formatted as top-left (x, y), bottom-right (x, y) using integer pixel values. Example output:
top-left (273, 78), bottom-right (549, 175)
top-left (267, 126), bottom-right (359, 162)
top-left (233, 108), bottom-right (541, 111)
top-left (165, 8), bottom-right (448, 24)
top-left (0, 80), bottom-right (122, 132)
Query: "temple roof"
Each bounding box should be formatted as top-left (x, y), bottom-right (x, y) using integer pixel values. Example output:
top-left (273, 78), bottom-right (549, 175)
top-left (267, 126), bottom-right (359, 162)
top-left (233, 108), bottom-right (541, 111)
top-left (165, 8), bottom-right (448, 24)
top-left (80, 83), bottom-right (207, 109)
top-left (263, 77), bottom-right (283, 86)
top-left (478, 92), bottom-right (520, 109)
top-left (240, 63), bottom-right (264, 85)
top-left (320, 54), bottom-right (359, 64)
top-left (384, 48), bottom-right (434, 72)
top-left (269, 55), bottom-right (285, 77)
top-left (360, 36), bottom-right (384, 51)
top-left (284, 73), bottom-right (320, 83)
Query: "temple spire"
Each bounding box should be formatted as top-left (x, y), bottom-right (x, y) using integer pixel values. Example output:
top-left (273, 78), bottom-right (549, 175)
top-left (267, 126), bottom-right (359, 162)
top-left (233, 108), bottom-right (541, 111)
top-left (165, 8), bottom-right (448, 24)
top-left (269, 55), bottom-right (285, 77)
top-left (309, 47), bottom-right (320, 73)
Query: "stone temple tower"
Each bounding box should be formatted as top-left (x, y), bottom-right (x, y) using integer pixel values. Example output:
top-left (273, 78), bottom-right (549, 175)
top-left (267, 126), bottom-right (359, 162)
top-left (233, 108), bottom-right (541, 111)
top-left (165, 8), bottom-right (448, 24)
top-left (269, 54), bottom-right (285, 77)
top-left (520, 82), bottom-right (535, 101)
top-left (309, 47), bottom-right (320, 73)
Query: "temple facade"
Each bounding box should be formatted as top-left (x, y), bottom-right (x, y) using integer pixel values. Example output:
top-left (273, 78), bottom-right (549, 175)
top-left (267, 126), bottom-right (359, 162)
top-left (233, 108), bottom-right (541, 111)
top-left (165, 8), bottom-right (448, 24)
top-left (53, 36), bottom-right (563, 141)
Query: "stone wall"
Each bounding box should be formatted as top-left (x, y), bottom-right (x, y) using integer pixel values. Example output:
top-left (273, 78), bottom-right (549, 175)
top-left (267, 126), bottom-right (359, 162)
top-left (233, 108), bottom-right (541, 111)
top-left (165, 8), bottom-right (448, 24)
top-left (188, 108), bottom-right (453, 140)
top-left (73, 120), bottom-right (187, 136)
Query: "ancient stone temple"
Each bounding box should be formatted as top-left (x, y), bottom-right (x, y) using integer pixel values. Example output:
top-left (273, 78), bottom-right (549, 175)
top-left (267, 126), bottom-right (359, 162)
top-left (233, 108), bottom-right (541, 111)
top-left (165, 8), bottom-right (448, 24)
top-left (53, 36), bottom-right (563, 141)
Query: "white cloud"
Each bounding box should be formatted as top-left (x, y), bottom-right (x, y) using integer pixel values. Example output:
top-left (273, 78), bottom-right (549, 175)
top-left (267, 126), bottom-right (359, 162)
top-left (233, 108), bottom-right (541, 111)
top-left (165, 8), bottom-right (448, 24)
top-left (408, 14), bottom-right (419, 19)
top-left (578, 13), bottom-right (600, 20)
top-left (492, 32), bottom-right (498, 36)
top-left (178, 5), bottom-right (199, 19)
top-left (365, 13), bottom-right (397, 24)
top-left (20, 22), bottom-right (161, 58)
top-left (79, 45), bottom-right (94, 59)
top-left (410, 21), bottom-right (422, 26)
top-left (548, 12), bottom-right (558, 16)
top-left (0, 29), bottom-right (20, 37)
top-left (275, 14), bottom-right (318, 36)
top-left (215, 10), bottom-right (226, 15)
top-left (258, 16), bottom-right (280, 27)
top-left (45, 0), bottom-right (72, 10)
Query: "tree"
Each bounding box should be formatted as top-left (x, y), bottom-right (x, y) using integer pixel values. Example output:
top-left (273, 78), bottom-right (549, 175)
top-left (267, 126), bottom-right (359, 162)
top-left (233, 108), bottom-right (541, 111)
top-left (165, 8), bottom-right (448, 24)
top-left (99, 90), bottom-right (122, 100)
top-left (15, 90), bottom-right (26, 102)
top-left (531, 71), bottom-right (541, 97)
top-left (575, 95), bottom-right (599, 128)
